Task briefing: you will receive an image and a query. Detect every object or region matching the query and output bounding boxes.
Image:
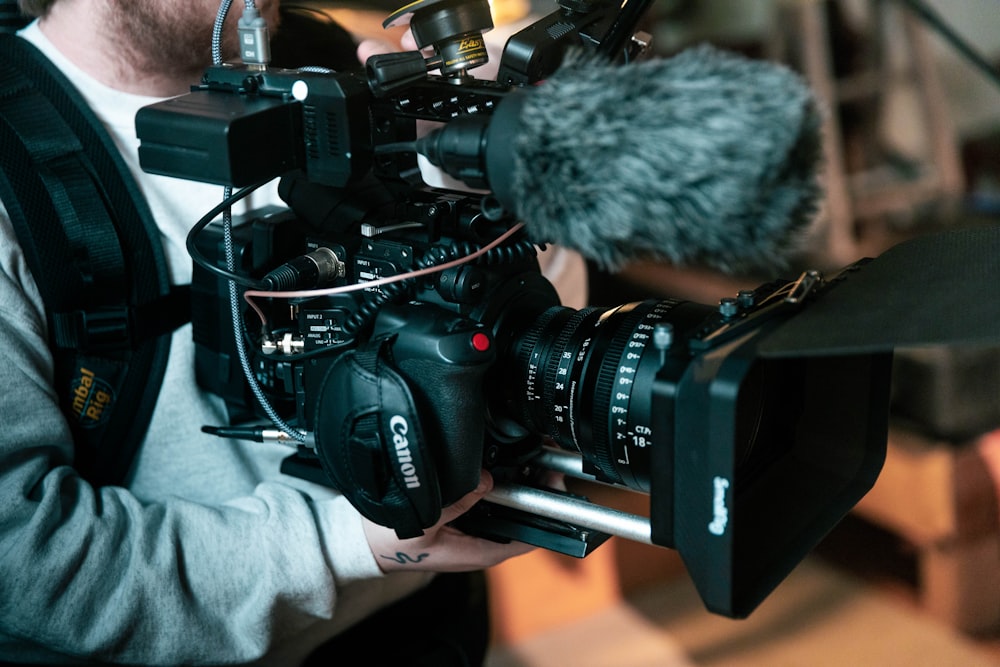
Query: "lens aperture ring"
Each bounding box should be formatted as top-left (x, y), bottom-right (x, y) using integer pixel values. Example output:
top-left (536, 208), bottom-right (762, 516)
top-left (542, 308), bottom-right (601, 450)
top-left (511, 306), bottom-right (563, 433)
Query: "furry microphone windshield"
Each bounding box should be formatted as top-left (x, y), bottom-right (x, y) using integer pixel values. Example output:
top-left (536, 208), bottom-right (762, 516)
top-left (419, 44), bottom-right (825, 273)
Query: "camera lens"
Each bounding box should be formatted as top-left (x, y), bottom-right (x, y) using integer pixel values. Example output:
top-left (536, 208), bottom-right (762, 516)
top-left (502, 300), bottom-right (710, 492)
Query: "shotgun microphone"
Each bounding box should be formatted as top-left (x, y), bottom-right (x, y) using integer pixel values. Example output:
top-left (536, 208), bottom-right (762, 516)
top-left (416, 45), bottom-right (824, 273)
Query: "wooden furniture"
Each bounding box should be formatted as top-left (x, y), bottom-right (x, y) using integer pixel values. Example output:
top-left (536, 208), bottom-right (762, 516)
top-left (770, 0), bottom-right (966, 265)
top-left (768, 11), bottom-right (998, 631)
top-left (853, 425), bottom-right (1000, 634)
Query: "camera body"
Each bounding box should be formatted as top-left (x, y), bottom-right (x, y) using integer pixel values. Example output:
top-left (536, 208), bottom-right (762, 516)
top-left (137, 0), bottom-right (894, 618)
top-left (143, 0), bottom-right (654, 543)
top-left (191, 192), bottom-right (561, 526)
top-left (189, 197), bottom-right (892, 617)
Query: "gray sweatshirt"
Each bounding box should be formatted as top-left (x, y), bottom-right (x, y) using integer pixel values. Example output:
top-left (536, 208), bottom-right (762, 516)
top-left (0, 23), bottom-right (430, 666)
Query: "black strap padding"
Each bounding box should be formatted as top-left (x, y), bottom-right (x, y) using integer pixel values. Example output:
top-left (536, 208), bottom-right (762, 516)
top-left (0, 0), bottom-right (28, 34)
top-left (0, 34), bottom-right (189, 485)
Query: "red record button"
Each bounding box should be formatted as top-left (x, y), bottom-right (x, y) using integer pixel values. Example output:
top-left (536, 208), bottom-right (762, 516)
top-left (471, 331), bottom-right (491, 352)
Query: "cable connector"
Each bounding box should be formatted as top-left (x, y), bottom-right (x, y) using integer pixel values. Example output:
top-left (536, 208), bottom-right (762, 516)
top-left (238, 6), bottom-right (271, 67)
top-left (202, 424), bottom-right (312, 447)
top-left (261, 247), bottom-right (345, 291)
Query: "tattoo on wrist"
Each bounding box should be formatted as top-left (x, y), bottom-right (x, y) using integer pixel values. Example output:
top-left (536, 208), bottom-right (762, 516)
top-left (381, 551), bottom-right (430, 565)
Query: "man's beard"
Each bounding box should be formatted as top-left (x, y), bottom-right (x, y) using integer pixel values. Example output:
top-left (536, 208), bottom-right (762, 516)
top-left (104, 0), bottom-right (281, 86)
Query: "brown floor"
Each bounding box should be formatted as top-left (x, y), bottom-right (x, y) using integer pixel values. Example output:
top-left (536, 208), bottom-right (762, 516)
top-left (487, 516), bottom-right (1000, 666)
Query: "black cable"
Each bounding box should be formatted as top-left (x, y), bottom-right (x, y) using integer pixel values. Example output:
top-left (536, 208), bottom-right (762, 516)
top-left (185, 181), bottom-right (270, 289)
top-left (342, 234), bottom-right (538, 336)
top-left (374, 141), bottom-right (418, 155)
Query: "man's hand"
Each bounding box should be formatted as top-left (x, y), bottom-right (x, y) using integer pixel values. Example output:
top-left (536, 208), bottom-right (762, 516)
top-left (361, 469), bottom-right (535, 573)
top-left (314, 7), bottom-right (418, 65)
top-left (356, 24), bottom-right (419, 64)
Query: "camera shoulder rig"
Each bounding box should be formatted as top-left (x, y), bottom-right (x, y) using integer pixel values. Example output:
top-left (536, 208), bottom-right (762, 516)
top-left (0, 33), bottom-right (189, 486)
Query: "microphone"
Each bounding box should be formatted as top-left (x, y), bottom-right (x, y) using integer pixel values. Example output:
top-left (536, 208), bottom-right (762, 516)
top-left (415, 45), bottom-right (824, 273)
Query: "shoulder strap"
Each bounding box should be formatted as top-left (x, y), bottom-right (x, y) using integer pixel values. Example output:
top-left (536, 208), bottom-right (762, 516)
top-left (0, 34), bottom-right (190, 486)
top-left (0, 0), bottom-right (28, 34)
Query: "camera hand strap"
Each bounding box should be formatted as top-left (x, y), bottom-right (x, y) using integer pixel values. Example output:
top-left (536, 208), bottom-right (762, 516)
top-left (313, 334), bottom-right (443, 539)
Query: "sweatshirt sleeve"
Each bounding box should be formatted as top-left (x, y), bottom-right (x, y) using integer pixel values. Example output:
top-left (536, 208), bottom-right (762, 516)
top-left (0, 212), bottom-right (392, 665)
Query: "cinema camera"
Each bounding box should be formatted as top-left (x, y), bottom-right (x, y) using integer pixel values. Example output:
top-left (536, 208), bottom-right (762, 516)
top-left (135, 0), bottom-right (892, 619)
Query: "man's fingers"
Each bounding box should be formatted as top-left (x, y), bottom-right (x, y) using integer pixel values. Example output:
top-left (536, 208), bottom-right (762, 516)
top-left (438, 470), bottom-right (493, 526)
top-left (356, 38), bottom-right (396, 63)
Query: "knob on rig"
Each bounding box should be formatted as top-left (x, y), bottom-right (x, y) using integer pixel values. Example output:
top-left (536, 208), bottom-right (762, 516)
top-left (383, 0), bottom-right (495, 77)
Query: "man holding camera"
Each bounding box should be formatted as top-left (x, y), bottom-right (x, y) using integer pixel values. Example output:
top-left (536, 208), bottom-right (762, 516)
top-left (0, 1), bottom-right (575, 664)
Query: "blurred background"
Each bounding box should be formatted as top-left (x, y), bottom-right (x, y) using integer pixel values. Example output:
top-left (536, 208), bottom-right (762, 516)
top-left (477, 2), bottom-right (1000, 666)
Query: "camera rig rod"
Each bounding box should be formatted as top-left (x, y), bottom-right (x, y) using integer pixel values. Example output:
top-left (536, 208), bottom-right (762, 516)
top-left (486, 483), bottom-right (653, 546)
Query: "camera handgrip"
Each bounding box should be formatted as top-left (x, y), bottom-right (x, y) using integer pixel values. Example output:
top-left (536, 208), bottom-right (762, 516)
top-left (312, 310), bottom-right (495, 538)
top-left (394, 352), bottom-right (492, 506)
top-left (370, 303), bottom-right (498, 507)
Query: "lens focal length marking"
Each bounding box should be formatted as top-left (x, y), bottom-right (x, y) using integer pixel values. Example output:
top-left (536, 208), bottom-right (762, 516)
top-left (514, 300), bottom-right (685, 490)
top-left (605, 300), bottom-right (680, 490)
